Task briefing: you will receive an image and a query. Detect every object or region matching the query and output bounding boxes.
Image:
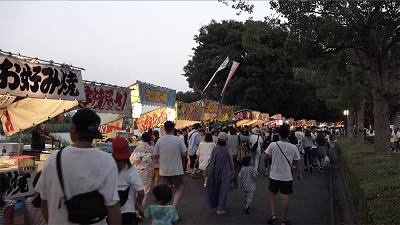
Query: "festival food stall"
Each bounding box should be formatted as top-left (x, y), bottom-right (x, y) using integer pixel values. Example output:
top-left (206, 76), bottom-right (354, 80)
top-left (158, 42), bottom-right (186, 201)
top-left (233, 109), bottom-right (269, 128)
top-left (131, 81), bottom-right (176, 136)
top-left (0, 51), bottom-right (85, 200)
top-left (265, 114), bottom-right (284, 127)
top-left (174, 101), bottom-right (204, 129)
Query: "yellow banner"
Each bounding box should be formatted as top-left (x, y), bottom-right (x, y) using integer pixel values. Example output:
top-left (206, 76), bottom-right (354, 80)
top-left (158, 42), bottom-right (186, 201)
top-left (136, 107), bottom-right (169, 133)
top-left (218, 105), bottom-right (234, 121)
top-left (175, 102), bottom-right (204, 121)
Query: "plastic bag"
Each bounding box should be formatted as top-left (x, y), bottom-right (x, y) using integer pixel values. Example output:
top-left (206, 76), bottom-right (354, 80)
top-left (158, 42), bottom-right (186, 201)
top-left (324, 155), bottom-right (330, 167)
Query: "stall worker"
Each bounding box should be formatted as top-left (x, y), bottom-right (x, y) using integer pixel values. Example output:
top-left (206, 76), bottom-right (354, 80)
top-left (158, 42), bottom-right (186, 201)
top-left (31, 123), bottom-right (59, 150)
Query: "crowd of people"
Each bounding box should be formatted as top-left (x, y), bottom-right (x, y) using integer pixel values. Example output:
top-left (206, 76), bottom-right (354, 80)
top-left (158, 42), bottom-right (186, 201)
top-left (0, 109), bottom-right (339, 225)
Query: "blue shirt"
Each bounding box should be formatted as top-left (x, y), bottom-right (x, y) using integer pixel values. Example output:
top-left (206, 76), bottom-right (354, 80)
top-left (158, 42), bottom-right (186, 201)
top-left (187, 130), bottom-right (200, 156)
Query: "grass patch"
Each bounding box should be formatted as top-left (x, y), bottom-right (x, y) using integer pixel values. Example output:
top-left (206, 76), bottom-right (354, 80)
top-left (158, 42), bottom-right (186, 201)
top-left (337, 136), bottom-right (400, 224)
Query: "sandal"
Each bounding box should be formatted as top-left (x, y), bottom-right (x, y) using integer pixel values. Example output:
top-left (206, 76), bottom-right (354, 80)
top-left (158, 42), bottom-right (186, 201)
top-left (217, 210), bottom-right (226, 215)
top-left (244, 207), bottom-right (249, 214)
top-left (267, 215), bottom-right (277, 224)
top-left (281, 221), bottom-right (292, 225)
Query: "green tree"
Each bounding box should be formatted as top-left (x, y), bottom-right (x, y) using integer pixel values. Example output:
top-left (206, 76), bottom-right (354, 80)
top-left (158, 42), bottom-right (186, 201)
top-left (267, 1), bottom-right (400, 154)
top-left (176, 90), bottom-right (202, 103)
top-left (183, 19), bottom-right (339, 121)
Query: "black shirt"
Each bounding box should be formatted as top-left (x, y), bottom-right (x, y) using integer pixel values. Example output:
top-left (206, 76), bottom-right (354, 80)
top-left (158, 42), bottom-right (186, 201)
top-left (31, 129), bottom-right (49, 150)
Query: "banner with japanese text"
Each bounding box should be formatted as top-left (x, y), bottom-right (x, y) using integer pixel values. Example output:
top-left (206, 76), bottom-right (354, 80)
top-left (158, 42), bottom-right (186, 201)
top-left (4, 165), bottom-right (37, 199)
top-left (202, 100), bottom-right (220, 115)
top-left (218, 105), bottom-right (234, 121)
top-left (0, 55), bottom-right (85, 101)
top-left (136, 107), bottom-right (169, 133)
top-left (137, 81), bottom-right (176, 108)
top-left (233, 110), bottom-right (253, 121)
top-left (175, 102), bottom-right (204, 121)
top-left (79, 83), bottom-right (131, 115)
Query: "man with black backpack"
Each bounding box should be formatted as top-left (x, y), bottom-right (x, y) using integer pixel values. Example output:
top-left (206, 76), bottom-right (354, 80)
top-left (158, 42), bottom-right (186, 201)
top-left (35, 109), bottom-right (121, 225)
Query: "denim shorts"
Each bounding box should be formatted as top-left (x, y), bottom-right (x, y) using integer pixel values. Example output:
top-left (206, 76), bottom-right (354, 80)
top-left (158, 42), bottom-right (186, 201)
top-left (316, 146), bottom-right (326, 158)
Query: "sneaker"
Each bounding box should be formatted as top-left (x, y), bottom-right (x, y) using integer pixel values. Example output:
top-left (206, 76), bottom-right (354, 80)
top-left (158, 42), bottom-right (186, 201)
top-left (265, 170), bottom-right (269, 175)
top-left (191, 174), bottom-right (199, 179)
top-left (304, 168), bottom-right (308, 172)
top-left (320, 169), bottom-right (325, 173)
top-left (203, 182), bottom-right (207, 188)
top-left (185, 170), bottom-right (190, 174)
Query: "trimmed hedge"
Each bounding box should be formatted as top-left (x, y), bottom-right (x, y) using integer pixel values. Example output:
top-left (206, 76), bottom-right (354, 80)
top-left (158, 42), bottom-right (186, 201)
top-left (337, 136), bottom-right (400, 224)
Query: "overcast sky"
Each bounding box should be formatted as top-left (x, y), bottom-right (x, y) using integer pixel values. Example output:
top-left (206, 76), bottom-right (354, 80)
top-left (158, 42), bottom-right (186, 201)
top-left (0, 1), bottom-right (275, 92)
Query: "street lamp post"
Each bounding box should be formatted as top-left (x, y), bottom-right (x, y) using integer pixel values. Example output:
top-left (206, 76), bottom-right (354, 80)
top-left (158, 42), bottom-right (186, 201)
top-left (343, 110), bottom-right (349, 135)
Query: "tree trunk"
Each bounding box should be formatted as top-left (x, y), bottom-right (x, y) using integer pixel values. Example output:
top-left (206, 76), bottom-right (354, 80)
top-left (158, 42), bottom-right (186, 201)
top-left (347, 108), bottom-right (355, 138)
top-left (372, 93), bottom-right (391, 155)
top-left (357, 93), bottom-right (366, 144)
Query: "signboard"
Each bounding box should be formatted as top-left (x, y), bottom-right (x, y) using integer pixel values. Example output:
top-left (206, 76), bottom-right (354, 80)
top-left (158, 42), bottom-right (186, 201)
top-left (233, 110), bottom-right (253, 121)
top-left (0, 55), bottom-right (85, 101)
top-left (17, 157), bottom-right (36, 174)
top-left (4, 165), bottom-right (37, 199)
top-left (137, 81), bottom-right (176, 108)
top-left (202, 100), bottom-right (220, 115)
top-left (175, 102), bottom-right (204, 121)
top-left (79, 84), bottom-right (131, 115)
top-left (98, 118), bottom-right (123, 141)
top-left (218, 105), bottom-right (234, 121)
top-left (136, 107), bottom-right (169, 133)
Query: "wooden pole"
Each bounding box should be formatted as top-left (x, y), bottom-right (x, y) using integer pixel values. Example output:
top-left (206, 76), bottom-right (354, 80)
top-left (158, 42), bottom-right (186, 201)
top-left (18, 132), bottom-right (21, 156)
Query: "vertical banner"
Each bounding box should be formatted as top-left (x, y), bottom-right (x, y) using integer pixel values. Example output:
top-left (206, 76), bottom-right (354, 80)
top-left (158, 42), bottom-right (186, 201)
top-left (220, 61), bottom-right (240, 96)
top-left (202, 56), bottom-right (229, 95)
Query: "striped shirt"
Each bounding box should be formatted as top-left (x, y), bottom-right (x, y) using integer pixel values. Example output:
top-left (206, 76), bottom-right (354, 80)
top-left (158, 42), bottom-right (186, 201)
top-left (25, 196), bottom-right (47, 225)
top-left (0, 199), bottom-right (16, 224)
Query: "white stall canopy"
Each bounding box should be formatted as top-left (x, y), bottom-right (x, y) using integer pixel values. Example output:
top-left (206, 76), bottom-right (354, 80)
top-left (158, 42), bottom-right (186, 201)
top-left (0, 53), bottom-right (85, 136)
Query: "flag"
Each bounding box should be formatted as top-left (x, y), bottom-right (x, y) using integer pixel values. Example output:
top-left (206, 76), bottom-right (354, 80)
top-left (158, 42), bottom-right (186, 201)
top-left (202, 56), bottom-right (229, 95)
top-left (220, 61), bottom-right (240, 96)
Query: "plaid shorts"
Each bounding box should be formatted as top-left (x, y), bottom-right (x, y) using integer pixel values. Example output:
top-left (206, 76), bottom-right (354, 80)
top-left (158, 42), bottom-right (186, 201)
top-left (244, 191), bottom-right (254, 203)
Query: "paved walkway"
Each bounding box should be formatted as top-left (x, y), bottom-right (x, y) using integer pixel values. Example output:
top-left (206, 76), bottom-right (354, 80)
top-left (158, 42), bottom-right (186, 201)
top-left (142, 151), bottom-right (337, 225)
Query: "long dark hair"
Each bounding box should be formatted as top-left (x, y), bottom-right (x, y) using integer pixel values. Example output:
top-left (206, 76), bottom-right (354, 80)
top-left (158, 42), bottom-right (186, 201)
top-left (32, 171), bottom-right (42, 208)
top-left (0, 173), bottom-right (10, 208)
top-left (217, 139), bottom-right (227, 146)
top-left (205, 133), bottom-right (213, 143)
top-left (114, 157), bottom-right (132, 173)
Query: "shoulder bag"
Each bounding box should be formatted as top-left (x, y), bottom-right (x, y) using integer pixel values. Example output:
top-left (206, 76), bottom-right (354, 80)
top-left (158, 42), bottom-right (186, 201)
top-left (251, 135), bottom-right (260, 152)
top-left (276, 142), bottom-right (293, 177)
top-left (56, 150), bottom-right (108, 224)
top-left (237, 135), bottom-right (245, 163)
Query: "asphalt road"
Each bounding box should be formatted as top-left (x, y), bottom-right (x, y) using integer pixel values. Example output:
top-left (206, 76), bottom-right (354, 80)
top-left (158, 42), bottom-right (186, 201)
top-left (141, 151), bottom-right (339, 225)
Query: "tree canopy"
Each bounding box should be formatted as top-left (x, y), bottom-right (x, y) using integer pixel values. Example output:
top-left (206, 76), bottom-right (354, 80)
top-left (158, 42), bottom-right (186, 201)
top-left (183, 19), bottom-right (341, 121)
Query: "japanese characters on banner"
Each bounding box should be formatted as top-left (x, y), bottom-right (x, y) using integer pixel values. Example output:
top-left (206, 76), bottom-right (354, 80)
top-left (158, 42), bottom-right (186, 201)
top-left (233, 110), bottom-right (253, 121)
top-left (4, 165), bottom-right (37, 199)
top-left (79, 84), bottom-right (131, 115)
top-left (136, 107), bottom-right (175, 133)
top-left (138, 82), bottom-right (176, 108)
top-left (0, 55), bottom-right (85, 101)
top-left (175, 102), bottom-right (204, 121)
top-left (200, 100), bottom-right (220, 115)
top-left (98, 118), bottom-right (123, 141)
top-left (218, 105), bottom-right (234, 121)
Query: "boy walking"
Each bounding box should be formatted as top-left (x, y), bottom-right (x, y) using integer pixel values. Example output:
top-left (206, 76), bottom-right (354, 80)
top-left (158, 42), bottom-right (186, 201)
top-left (238, 156), bottom-right (258, 214)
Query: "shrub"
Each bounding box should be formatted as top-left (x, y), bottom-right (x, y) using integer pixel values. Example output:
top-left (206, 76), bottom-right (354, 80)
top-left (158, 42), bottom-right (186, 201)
top-left (336, 136), bottom-right (400, 224)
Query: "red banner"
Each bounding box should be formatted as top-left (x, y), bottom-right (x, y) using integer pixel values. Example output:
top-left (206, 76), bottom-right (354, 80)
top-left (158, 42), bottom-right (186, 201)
top-left (136, 107), bottom-right (169, 133)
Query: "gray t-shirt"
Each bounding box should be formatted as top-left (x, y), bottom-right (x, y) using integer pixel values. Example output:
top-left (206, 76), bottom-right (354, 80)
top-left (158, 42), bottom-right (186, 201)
top-left (227, 135), bottom-right (248, 155)
top-left (154, 135), bottom-right (187, 176)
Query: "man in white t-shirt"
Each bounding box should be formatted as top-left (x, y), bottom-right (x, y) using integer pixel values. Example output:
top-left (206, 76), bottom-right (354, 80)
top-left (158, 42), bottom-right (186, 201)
top-left (390, 128), bottom-right (395, 151)
top-left (35, 109), bottom-right (121, 225)
top-left (264, 125), bottom-right (302, 225)
top-left (154, 121), bottom-right (187, 208)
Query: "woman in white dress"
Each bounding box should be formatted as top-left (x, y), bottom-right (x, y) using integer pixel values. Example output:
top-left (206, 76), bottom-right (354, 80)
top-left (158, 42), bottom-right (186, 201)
top-left (197, 133), bottom-right (216, 187)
